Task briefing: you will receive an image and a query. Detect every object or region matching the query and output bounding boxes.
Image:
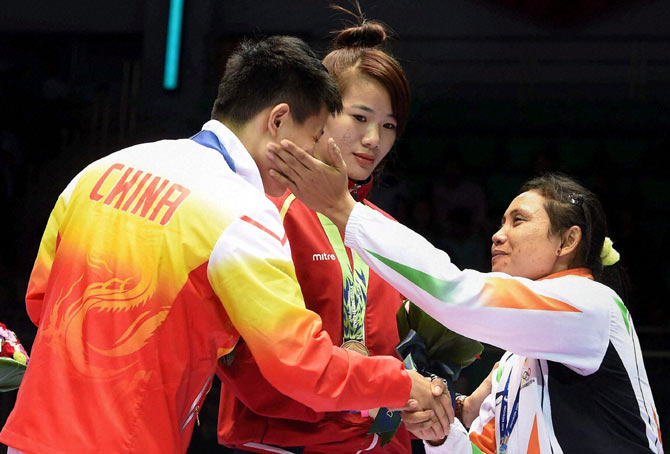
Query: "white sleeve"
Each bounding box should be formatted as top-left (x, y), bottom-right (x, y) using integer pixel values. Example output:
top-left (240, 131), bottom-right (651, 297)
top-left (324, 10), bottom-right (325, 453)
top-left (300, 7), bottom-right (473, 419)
top-left (344, 203), bottom-right (612, 374)
top-left (423, 419), bottom-right (472, 454)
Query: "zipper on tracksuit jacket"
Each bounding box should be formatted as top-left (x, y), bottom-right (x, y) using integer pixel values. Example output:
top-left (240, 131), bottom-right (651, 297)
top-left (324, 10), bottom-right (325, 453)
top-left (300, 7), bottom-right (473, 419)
top-left (180, 375), bottom-right (214, 432)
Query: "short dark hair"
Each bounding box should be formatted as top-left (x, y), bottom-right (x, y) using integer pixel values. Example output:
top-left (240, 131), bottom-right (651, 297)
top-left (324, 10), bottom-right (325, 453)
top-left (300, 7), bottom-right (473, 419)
top-left (211, 36), bottom-right (342, 126)
top-left (520, 173), bottom-right (630, 299)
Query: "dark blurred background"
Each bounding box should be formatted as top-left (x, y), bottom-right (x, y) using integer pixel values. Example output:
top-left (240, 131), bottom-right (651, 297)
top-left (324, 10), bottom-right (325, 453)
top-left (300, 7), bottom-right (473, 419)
top-left (1, 0), bottom-right (668, 452)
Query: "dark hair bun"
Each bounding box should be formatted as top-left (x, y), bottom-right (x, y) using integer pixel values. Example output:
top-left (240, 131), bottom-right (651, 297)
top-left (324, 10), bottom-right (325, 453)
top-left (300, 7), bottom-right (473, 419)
top-left (334, 21), bottom-right (388, 49)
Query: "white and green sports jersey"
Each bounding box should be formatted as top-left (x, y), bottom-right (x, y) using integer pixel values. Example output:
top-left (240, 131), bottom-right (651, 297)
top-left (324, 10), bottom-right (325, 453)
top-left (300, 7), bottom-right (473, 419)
top-left (344, 203), bottom-right (663, 454)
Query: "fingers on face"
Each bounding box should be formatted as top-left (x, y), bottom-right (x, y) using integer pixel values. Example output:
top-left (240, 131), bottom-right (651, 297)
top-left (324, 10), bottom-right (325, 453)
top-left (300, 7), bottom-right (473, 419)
top-left (326, 138), bottom-right (339, 160)
top-left (279, 140), bottom-right (313, 169)
top-left (328, 138), bottom-right (347, 170)
top-left (268, 142), bottom-right (305, 174)
top-left (268, 168), bottom-right (296, 190)
top-left (268, 152), bottom-right (303, 185)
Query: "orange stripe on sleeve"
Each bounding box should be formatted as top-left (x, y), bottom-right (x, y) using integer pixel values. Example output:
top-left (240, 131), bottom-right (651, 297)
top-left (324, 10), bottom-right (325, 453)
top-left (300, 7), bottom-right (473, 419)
top-left (483, 277), bottom-right (582, 312)
top-left (653, 408), bottom-right (663, 445)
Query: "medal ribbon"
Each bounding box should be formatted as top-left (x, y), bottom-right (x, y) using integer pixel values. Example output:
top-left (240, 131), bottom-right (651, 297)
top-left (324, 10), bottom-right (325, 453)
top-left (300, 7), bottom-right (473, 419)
top-left (499, 368), bottom-right (520, 452)
top-left (317, 212), bottom-right (370, 342)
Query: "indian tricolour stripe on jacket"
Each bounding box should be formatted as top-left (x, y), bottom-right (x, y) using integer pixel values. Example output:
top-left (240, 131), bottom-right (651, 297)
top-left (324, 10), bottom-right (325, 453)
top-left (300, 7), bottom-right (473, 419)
top-left (344, 203), bottom-right (663, 454)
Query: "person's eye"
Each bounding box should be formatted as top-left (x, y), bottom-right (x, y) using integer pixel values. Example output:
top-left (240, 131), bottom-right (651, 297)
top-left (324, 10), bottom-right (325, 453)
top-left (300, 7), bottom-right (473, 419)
top-left (513, 217), bottom-right (524, 225)
top-left (383, 122), bottom-right (397, 130)
top-left (352, 114), bottom-right (366, 122)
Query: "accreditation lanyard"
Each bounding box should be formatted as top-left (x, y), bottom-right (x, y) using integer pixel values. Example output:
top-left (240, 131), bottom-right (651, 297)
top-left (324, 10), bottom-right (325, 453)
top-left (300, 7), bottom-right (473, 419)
top-left (499, 368), bottom-right (520, 454)
top-left (317, 212), bottom-right (370, 343)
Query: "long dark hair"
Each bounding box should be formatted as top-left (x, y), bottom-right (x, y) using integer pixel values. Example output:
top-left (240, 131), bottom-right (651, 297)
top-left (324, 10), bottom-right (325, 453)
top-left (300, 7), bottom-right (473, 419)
top-left (520, 173), bottom-right (631, 301)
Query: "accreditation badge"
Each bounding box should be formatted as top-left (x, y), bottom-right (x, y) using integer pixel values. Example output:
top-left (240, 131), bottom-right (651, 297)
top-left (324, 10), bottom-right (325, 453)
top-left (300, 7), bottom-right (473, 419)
top-left (341, 340), bottom-right (370, 356)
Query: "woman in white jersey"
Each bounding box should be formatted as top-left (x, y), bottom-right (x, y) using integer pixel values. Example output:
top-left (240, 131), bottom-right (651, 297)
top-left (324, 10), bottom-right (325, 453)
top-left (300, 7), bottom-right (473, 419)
top-left (265, 140), bottom-right (664, 454)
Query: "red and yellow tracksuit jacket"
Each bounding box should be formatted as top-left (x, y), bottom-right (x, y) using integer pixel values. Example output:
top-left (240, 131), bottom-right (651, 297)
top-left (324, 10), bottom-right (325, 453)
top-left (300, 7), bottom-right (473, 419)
top-left (0, 121), bottom-right (411, 454)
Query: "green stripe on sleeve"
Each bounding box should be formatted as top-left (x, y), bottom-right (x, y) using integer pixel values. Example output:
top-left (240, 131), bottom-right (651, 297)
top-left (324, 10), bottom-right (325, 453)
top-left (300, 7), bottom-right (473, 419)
top-left (366, 249), bottom-right (456, 301)
top-left (613, 296), bottom-right (630, 334)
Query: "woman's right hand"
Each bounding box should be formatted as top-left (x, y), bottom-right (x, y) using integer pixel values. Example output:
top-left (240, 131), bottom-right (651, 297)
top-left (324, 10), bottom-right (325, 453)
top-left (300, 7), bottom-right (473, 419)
top-left (267, 138), bottom-right (355, 231)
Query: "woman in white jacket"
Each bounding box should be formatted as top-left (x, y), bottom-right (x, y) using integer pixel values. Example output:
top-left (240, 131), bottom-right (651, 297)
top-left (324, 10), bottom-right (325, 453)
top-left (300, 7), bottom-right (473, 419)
top-left (265, 142), bottom-right (664, 454)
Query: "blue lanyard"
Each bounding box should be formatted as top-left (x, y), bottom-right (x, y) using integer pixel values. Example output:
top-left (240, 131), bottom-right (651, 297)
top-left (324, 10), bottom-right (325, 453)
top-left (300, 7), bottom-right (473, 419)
top-left (499, 368), bottom-right (520, 442)
top-left (190, 130), bottom-right (236, 172)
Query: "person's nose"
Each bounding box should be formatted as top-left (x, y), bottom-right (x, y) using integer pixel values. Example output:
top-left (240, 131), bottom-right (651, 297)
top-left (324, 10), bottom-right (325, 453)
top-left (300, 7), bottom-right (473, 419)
top-left (362, 124), bottom-right (380, 150)
top-left (492, 225), bottom-right (506, 246)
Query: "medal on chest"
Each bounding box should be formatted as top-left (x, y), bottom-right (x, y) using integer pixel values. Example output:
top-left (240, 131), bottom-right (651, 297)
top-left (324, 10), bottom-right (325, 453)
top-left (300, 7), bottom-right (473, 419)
top-left (318, 213), bottom-right (370, 356)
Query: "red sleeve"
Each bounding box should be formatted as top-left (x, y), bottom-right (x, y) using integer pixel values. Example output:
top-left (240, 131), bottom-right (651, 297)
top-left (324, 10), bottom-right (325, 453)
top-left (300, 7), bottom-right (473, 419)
top-left (217, 341), bottom-right (324, 421)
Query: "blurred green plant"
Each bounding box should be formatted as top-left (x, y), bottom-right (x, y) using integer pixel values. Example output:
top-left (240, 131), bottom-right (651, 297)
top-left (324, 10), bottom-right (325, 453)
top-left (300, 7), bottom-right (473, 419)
top-left (0, 357), bottom-right (26, 392)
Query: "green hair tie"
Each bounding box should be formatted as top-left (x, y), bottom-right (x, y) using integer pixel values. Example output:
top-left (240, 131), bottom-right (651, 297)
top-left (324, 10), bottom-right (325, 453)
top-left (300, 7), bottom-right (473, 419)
top-left (600, 237), bottom-right (620, 266)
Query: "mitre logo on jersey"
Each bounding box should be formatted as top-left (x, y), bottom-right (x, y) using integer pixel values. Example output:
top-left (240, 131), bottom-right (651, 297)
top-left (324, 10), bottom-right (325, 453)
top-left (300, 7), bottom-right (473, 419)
top-left (313, 252), bottom-right (336, 261)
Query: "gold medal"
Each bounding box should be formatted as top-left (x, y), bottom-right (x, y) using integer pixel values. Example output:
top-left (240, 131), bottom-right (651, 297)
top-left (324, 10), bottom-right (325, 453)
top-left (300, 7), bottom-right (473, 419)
top-left (340, 340), bottom-right (369, 356)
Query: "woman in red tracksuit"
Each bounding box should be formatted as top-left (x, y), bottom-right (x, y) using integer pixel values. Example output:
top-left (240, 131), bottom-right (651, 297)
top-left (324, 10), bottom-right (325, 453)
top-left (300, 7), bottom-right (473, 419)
top-left (217, 12), bottom-right (415, 454)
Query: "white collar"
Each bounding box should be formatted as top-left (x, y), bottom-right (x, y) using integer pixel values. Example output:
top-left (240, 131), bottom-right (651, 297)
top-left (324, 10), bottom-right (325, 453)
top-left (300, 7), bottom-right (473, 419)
top-left (200, 119), bottom-right (265, 193)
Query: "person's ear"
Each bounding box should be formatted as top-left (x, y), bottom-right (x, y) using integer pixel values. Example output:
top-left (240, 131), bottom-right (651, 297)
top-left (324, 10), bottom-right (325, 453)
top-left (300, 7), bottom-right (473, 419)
top-left (268, 103), bottom-right (290, 137)
top-left (558, 225), bottom-right (582, 257)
